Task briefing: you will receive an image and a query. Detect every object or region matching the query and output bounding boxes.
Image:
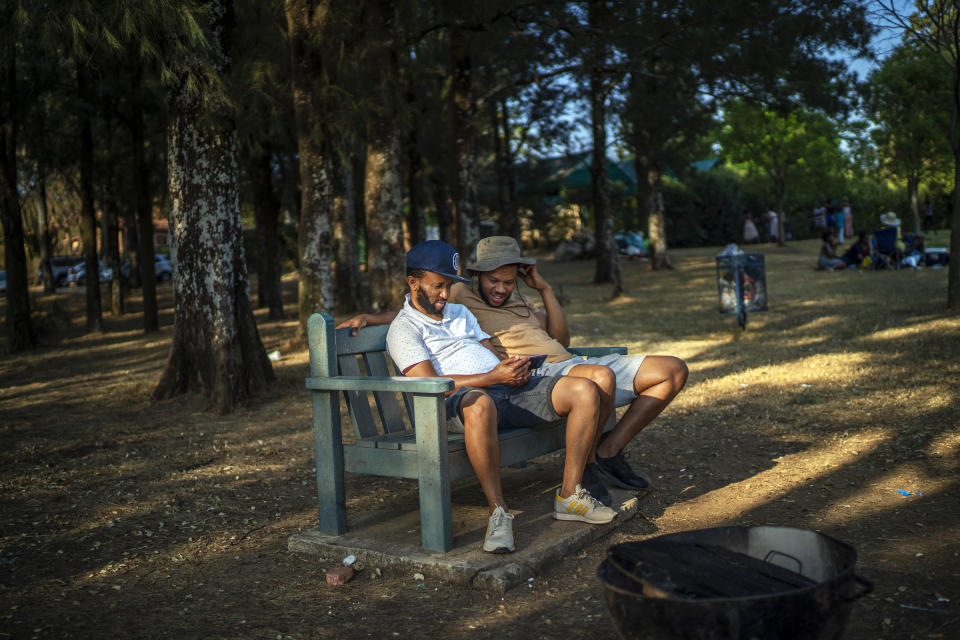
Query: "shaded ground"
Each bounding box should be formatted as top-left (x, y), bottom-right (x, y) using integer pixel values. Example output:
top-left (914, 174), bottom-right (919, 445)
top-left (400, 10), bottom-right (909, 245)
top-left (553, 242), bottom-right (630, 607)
top-left (1, 237), bottom-right (958, 639)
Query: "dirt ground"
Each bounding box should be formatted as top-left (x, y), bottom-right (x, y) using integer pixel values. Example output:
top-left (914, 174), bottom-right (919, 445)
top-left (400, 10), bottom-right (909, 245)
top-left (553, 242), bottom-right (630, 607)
top-left (1, 238), bottom-right (958, 639)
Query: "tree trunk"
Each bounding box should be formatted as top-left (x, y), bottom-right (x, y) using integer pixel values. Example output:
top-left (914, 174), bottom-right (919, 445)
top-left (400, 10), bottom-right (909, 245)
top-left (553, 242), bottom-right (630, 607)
top-left (125, 213), bottom-right (142, 290)
top-left (491, 100), bottom-right (520, 241)
top-left (251, 151), bottom-right (284, 319)
top-left (154, 0), bottom-right (274, 412)
top-left (77, 63), bottom-right (103, 333)
top-left (589, 47), bottom-right (622, 293)
top-left (406, 124), bottom-right (426, 246)
top-left (402, 39), bottom-right (427, 248)
top-left (0, 36), bottom-right (35, 351)
top-left (907, 174), bottom-right (921, 235)
top-left (103, 195), bottom-right (124, 316)
top-left (432, 176), bottom-right (453, 244)
top-left (364, 115), bottom-right (406, 312)
top-left (286, 0), bottom-right (335, 335)
top-left (946, 52), bottom-right (960, 311)
top-left (948, 147), bottom-right (960, 310)
top-left (132, 102), bottom-right (158, 332)
top-left (37, 171), bottom-right (56, 292)
top-left (452, 32), bottom-right (479, 263)
top-left (644, 165), bottom-right (672, 271)
top-left (499, 99), bottom-right (521, 242)
top-left (775, 179), bottom-right (787, 247)
top-left (101, 139), bottom-right (125, 317)
top-left (332, 146), bottom-right (360, 314)
top-left (295, 135), bottom-right (335, 335)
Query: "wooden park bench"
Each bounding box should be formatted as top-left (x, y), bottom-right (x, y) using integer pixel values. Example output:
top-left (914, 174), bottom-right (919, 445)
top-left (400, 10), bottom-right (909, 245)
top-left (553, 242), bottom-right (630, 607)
top-left (305, 312), bottom-right (628, 552)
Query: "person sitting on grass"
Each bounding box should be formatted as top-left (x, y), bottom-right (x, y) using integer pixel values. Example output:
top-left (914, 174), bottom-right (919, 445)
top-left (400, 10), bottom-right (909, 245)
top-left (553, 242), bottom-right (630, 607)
top-left (901, 232), bottom-right (926, 269)
top-left (386, 240), bottom-right (616, 555)
top-left (341, 236), bottom-right (688, 506)
top-left (818, 230), bottom-right (846, 271)
top-left (841, 231), bottom-right (873, 269)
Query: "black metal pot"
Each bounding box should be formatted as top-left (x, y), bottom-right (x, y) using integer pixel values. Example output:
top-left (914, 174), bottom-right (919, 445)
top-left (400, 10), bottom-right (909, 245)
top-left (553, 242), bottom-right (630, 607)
top-left (598, 526), bottom-right (872, 640)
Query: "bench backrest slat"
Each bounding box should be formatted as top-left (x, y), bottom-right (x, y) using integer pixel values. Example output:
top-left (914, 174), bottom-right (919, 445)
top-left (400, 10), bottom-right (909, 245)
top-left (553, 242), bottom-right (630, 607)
top-left (363, 352), bottom-right (409, 433)
top-left (327, 322), bottom-right (413, 438)
top-left (337, 354), bottom-right (382, 440)
top-left (334, 325), bottom-right (391, 355)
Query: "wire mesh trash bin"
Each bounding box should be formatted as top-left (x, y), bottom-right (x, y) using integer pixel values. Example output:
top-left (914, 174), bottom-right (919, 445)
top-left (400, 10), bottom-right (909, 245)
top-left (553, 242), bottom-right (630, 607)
top-left (716, 252), bottom-right (767, 328)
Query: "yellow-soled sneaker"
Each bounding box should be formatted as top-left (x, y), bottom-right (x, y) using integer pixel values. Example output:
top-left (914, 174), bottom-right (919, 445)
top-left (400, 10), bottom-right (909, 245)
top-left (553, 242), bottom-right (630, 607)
top-left (483, 505), bottom-right (516, 553)
top-left (554, 484), bottom-right (617, 524)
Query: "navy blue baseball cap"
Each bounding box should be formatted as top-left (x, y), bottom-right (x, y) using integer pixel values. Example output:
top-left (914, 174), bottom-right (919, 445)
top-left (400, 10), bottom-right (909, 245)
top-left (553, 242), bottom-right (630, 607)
top-left (405, 240), bottom-right (470, 282)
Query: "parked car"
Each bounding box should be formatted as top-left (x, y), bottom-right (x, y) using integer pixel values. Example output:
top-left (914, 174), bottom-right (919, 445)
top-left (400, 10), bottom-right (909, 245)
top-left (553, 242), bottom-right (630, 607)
top-left (36, 256), bottom-right (84, 287)
top-left (0, 270), bottom-right (6, 294)
top-left (119, 254), bottom-right (173, 282)
top-left (67, 260), bottom-right (113, 286)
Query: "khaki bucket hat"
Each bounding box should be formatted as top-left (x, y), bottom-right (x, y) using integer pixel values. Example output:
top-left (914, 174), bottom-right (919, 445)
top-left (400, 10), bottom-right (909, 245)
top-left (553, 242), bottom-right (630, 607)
top-left (880, 211), bottom-right (901, 227)
top-left (467, 236), bottom-right (535, 272)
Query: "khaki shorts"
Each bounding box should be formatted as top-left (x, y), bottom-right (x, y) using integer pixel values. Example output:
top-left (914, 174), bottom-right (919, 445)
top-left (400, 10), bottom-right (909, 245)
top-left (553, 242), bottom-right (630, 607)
top-left (538, 354), bottom-right (646, 407)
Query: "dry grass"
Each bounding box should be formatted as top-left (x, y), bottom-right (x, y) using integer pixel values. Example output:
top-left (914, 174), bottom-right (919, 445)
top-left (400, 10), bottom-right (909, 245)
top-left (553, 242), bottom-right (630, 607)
top-left (1, 237), bottom-right (958, 639)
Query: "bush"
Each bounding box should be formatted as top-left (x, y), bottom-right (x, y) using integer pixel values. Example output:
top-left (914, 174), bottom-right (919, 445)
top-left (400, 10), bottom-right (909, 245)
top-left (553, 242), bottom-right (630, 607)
top-left (662, 168), bottom-right (765, 247)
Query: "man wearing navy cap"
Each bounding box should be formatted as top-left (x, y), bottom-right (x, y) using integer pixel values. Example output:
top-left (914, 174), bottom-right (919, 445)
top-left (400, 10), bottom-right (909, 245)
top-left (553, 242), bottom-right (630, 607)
top-left (386, 240), bottom-right (615, 554)
top-left (341, 236), bottom-right (688, 506)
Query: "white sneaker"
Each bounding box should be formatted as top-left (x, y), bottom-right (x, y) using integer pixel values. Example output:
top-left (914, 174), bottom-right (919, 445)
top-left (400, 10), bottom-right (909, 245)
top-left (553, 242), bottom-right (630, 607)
top-left (483, 505), bottom-right (515, 553)
top-left (554, 484), bottom-right (617, 524)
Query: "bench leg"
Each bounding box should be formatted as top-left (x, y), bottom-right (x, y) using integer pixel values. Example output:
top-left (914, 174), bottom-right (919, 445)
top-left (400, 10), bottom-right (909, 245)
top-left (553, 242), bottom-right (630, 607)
top-left (412, 393), bottom-right (452, 552)
top-left (313, 389), bottom-right (346, 535)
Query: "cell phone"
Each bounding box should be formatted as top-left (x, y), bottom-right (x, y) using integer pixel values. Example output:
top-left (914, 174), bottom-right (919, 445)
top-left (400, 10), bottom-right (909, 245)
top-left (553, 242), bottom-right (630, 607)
top-left (526, 354), bottom-right (548, 369)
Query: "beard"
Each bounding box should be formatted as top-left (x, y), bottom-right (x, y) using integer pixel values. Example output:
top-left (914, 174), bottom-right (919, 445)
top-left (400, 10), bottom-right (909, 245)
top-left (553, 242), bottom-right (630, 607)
top-left (416, 287), bottom-right (444, 315)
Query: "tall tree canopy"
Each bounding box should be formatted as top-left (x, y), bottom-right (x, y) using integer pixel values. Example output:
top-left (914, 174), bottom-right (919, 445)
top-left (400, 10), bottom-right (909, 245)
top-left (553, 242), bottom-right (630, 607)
top-left (720, 102), bottom-right (846, 245)
top-left (867, 40), bottom-right (952, 233)
top-left (876, 0), bottom-right (960, 310)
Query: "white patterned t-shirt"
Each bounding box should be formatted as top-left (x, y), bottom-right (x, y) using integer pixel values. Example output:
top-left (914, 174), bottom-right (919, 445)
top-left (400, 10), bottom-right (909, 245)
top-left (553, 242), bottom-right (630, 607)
top-left (387, 294), bottom-right (501, 376)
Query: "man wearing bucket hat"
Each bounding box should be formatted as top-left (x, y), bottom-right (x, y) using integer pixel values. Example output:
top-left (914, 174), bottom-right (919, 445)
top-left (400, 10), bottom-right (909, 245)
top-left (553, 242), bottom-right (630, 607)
top-left (385, 240), bottom-right (616, 554)
top-left (880, 211), bottom-right (907, 256)
top-left (342, 236), bottom-right (688, 505)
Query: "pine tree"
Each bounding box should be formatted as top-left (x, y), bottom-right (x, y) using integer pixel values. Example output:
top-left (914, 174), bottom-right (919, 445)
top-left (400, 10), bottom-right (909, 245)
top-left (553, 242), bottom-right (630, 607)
top-left (0, 5), bottom-right (36, 351)
top-left (285, 0), bottom-right (337, 336)
top-left (153, 0), bottom-right (274, 412)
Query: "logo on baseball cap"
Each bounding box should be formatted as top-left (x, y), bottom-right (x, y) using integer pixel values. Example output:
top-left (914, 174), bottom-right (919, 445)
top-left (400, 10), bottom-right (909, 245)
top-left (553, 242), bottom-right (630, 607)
top-left (405, 240), bottom-right (470, 282)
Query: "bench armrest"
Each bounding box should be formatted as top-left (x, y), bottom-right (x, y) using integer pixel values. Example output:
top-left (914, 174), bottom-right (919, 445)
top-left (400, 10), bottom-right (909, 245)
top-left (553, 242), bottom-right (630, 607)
top-left (567, 346), bottom-right (628, 357)
top-left (306, 375), bottom-right (453, 395)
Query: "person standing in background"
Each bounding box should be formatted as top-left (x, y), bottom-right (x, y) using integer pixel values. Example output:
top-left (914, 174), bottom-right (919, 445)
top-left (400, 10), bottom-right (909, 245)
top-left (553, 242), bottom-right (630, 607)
top-left (923, 198), bottom-right (934, 233)
top-left (810, 202), bottom-right (827, 235)
top-left (835, 204), bottom-right (846, 244)
top-left (766, 208), bottom-right (779, 243)
top-left (843, 199), bottom-right (854, 239)
top-left (743, 214), bottom-right (760, 244)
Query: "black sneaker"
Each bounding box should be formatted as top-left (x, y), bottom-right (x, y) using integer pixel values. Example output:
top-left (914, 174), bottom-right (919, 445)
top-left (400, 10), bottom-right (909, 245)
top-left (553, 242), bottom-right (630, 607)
top-left (595, 450), bottom-right (650, 489)
top-left (582, 462), bottom-right (612, 506)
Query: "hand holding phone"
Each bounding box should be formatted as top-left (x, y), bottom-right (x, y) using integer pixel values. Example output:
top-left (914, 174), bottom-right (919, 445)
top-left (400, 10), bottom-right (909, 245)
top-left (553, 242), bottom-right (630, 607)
top-left (526, 354), bottom-right (548, 369)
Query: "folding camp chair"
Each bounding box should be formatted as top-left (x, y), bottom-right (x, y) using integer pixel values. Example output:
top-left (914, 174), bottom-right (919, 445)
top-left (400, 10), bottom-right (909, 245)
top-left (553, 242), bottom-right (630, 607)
top-left (873, 227), bottom-right (901, 270)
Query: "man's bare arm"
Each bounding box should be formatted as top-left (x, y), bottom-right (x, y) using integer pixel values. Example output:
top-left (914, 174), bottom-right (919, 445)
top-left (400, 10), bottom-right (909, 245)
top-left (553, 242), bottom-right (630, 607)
top-left (403, 356), bottom-right (532, 391)
top-left (336, 310), bottom-right (399, 336)
top-left (520, 265), bottom-right (570, 347)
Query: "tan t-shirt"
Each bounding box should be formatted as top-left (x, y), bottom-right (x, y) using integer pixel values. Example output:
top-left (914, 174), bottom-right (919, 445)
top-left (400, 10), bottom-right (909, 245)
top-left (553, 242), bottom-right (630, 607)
top-left (450, 282), bottom-right (572, 363)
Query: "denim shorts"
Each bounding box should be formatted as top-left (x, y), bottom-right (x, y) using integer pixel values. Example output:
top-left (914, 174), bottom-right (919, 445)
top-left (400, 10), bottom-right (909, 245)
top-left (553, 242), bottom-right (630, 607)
top-left (538, 353), bottom-right (645, 407)
top-left (445, 375), bottom-right (562, 433)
